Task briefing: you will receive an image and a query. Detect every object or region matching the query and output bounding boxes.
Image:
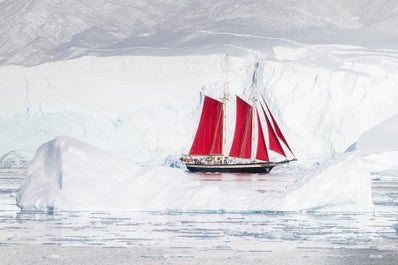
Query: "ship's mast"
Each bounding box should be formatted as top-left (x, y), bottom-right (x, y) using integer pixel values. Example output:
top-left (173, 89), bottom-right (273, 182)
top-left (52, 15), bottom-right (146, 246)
top-left (221, 55), bottom-right (229, 157)
top-left (251, 62), bottom-right (259, 161)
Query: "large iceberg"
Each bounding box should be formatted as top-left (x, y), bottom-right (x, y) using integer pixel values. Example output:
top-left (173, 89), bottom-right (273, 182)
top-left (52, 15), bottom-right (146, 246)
top-left (17, 136), bottom-right (373, 212)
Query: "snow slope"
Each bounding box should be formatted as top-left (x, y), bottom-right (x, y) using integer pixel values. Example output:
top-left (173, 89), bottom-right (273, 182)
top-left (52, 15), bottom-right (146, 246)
top-left (357, 113), bottom-right (398, 177)
top-left (357, 114), bottom-right (398, 155)
top-left (1, 0), bottom-right (397, 66)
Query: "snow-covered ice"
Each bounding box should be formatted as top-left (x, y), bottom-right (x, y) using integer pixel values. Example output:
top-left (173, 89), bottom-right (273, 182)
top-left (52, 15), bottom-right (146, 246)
top-left (357, 114), bottom-right (398, 156)
top-left (16, 136), bottom-right (373, 212)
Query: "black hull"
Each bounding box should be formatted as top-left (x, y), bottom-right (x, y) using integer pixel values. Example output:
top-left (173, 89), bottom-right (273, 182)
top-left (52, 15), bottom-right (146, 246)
top-left (186, 162), bottom-right (278, 174)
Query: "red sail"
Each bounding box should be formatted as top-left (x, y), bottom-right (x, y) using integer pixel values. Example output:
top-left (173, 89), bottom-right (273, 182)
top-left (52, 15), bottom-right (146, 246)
top-left (256, 112), bottom-right (269, 161)
top-left (264, 102), bottom-right (294, 156)
top-left (189, 96), bottom-right (223, 155)
top-left (229, 96), bottom-right (252, 158)
top-left (261, 105), bottom-right (286, 157)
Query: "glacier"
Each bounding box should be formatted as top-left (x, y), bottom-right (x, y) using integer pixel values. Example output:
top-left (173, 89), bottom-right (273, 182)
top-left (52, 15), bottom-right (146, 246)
top-left (1, 53), bottom-right (398, 166)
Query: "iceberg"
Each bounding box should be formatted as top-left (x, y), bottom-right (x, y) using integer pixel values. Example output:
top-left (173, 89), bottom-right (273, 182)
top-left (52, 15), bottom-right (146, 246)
top-left (357, 113), bottom-right (398, 176)
top-left (357, 113), bottom-right (398, 155)
top-left (267, 152), bottom-right (373, 212)
top-left (17, 136), bottom-right (373, 212)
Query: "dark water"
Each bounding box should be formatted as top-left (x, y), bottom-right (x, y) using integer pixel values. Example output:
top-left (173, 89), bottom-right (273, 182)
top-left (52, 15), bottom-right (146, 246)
top-left (0, 169), bottom-right (397, 265)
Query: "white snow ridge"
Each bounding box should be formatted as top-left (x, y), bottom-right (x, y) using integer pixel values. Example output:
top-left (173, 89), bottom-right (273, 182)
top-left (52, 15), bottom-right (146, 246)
top-left (1, 0), bottom-right (398, 212)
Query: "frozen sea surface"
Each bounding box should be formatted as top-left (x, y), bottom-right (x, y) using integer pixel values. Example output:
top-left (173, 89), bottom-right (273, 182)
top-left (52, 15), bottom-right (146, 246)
top-left (1, 169), bottom-right (398, 265)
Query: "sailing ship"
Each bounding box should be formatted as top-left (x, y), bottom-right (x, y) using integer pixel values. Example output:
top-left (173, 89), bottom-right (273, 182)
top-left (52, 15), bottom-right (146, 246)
top-left (180, 64), bottom-right (295, 174)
